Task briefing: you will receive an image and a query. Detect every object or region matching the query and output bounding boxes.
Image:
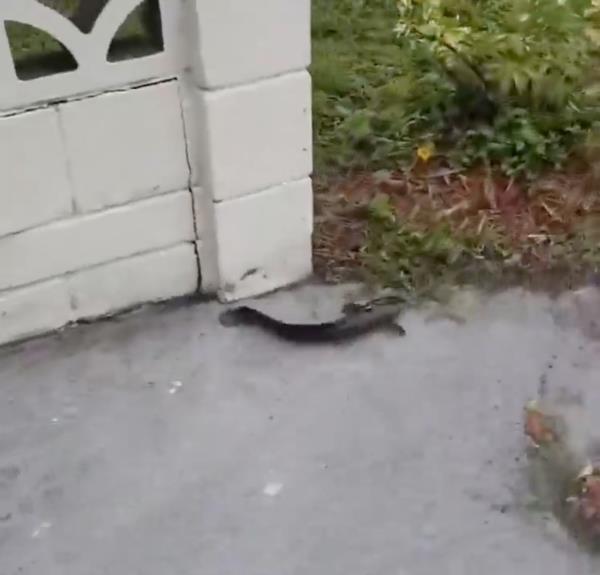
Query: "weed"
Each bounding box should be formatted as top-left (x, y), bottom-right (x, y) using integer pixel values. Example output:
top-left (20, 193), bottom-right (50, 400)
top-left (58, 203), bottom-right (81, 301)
top-left (363, 194), bottom-right (508, 290)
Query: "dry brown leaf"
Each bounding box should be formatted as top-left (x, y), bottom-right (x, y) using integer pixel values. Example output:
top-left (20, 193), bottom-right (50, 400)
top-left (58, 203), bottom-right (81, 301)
top-left (524, 403), bottom-right (557, 445)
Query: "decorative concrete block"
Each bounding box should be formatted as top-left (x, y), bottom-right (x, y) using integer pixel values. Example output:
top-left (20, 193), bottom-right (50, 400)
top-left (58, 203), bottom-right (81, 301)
top-left (0, 108), bottom-right (72, 238)
top-left (68, 243), bottom-right (198, 319)
top-left (59, 81), bottom-right (189, 213)
top-left (192, 0), bottom-right (310, 89)
top-left (214, 178), bottom-right (313, 300)
top-left (197, 71), bottom-right (312, 201)
top-left (0, 279), bottom-right (72, 346)
top-left (0, 191), bottom-right (194, 292)
top-left (0, 0), bottom-right (188, 113)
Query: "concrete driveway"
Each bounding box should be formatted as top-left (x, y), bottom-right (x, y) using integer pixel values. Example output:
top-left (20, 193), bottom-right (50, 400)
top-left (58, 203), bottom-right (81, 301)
top-left (1, 283), bottom-right (600, 574)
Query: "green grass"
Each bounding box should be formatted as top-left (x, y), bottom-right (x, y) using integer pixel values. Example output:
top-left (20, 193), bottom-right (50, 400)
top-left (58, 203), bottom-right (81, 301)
top-left (311, 0), bottom-right (413, 172)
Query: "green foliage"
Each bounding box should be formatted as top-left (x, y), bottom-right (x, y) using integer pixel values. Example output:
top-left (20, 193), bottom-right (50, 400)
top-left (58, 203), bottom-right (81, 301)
top-left (456, 107), bottom-right (594, 177)
top-left (397, 0), bottom-right (599, 106)
top-left (312, 0), bottom-right (450, 171)
top-left (395, 0), bottom-right (600, 175)
top-left (312, 0), bottom-right (600, 177)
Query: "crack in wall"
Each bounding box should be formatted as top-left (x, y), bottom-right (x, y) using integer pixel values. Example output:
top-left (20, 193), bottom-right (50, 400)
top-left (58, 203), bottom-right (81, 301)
top-left (0, 76), bottom-right (177, 119)
top-left (177, 81), bottom-right (202, 294)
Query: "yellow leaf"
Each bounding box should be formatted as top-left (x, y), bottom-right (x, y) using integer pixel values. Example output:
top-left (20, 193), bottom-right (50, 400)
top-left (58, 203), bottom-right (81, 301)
top-left (417, 142), bottom-right (436, 162)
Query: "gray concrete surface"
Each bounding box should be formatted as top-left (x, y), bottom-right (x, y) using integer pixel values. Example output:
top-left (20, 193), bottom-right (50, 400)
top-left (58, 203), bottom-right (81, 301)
top-left (2, 283), bottom-right (600, 574)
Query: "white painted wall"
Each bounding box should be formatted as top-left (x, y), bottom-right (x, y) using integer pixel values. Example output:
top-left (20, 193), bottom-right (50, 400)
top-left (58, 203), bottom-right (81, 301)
top-left (0, 0), bottom-right (313, 346)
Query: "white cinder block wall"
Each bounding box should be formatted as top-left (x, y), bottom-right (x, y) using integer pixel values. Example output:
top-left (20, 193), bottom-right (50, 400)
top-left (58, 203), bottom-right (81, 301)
top-left (0, 0), bottom-right (313, 345)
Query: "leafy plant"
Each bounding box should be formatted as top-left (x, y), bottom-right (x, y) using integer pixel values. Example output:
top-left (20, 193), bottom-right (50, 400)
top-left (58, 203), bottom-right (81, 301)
top-left (363, 194), bottom-right (507, 288)
top-left (394, 0), bottom-right (600, 174)
top-left (396, 0), bottom-right (600, 108)
top-left (312, 0), bottom-right (600, 176)
top-left (456, 107), bottom-right (594, 177)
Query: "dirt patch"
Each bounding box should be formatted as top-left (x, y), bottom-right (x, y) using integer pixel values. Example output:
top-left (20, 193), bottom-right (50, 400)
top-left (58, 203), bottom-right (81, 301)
top-left (313, 161), bottom-right (600, 289)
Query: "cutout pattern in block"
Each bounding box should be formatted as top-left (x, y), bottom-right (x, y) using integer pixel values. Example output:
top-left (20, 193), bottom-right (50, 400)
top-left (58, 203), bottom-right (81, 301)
top-left (9, 1), bottom-right (163, 71)
top-left (107, 0), bottom-right (163, 62)
top-left (5, 20), bottom-right (78, 80)
top-left (0, 0), bottom-right (179, 112)
top-left (39, 1), bottom-right (114, 35)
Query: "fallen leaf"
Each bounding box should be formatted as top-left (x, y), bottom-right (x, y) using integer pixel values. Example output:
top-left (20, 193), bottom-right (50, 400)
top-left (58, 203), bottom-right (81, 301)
top-left (416, 142), bottom-right (436, 163)
top-left (524, 403), bottom-right (557, 445)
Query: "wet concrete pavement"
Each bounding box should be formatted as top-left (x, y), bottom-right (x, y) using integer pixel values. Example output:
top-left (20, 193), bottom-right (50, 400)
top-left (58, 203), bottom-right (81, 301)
top-left (1, 283), bottom-right (600, 574)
